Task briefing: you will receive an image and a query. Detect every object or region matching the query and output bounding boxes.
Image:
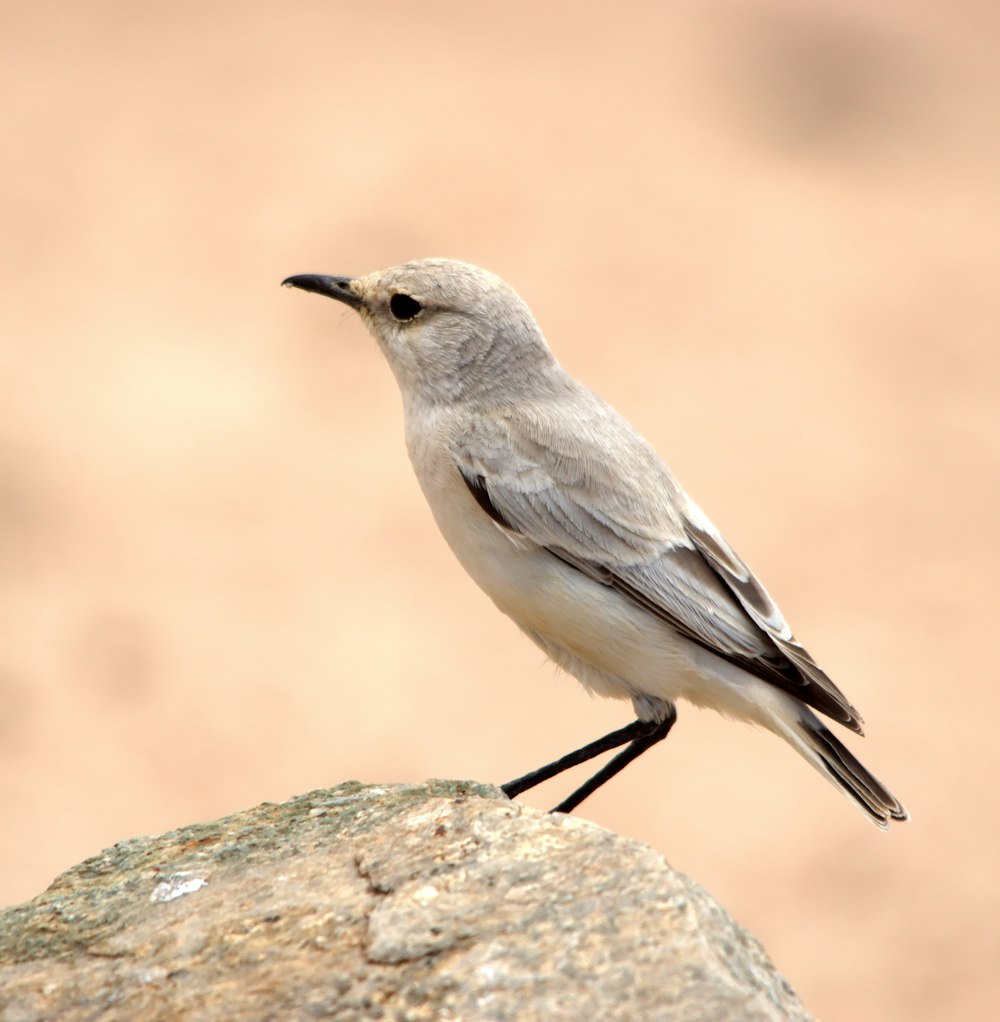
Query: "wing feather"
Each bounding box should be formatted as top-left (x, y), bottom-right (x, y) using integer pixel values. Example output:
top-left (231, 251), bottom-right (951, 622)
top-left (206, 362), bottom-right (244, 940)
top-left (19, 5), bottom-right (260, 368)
top-left (455, 401), bottom-right (863, 733)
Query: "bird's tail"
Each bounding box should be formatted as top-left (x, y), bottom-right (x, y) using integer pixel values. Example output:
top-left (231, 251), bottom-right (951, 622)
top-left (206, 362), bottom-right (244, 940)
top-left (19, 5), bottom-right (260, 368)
top-left (783, 709), bottom-right (908, 829)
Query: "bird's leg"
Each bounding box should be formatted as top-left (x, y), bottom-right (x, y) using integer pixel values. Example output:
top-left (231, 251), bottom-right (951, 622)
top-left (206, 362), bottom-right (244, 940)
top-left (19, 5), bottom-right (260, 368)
top-left (501, 706), bottom-right (677, 812)
top-left (550, 707), bottom-right (676, 813)
top-left (501, 719), bottom-right (658, 799)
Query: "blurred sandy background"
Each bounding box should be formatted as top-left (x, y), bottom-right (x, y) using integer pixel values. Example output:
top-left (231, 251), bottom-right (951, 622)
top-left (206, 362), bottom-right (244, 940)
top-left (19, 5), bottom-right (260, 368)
top-left (1, 0), bottom-right (998, 1017)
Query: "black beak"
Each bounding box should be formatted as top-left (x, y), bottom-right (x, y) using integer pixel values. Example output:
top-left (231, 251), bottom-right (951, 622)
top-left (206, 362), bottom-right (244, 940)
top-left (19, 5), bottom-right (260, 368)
top-left (282, 274), bottom-right (363, 310)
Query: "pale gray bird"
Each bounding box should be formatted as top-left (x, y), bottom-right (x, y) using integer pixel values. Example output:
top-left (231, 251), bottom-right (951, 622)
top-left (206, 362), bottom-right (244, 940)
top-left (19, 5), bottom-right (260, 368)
top-left (283, 259), bottom-right (907, 828)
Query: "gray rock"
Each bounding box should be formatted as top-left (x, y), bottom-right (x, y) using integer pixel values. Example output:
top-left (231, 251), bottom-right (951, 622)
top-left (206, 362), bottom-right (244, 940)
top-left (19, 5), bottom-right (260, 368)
top-left (0, 781), bottom-right (814, 1021)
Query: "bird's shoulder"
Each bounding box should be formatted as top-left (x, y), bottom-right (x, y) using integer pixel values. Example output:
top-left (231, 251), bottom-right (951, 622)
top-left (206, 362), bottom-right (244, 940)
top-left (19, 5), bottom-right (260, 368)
top-left (455, 386), bottom-right (682, 509)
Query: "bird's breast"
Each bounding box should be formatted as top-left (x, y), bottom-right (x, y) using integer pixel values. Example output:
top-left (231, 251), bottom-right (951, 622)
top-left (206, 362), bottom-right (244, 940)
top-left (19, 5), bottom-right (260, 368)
top-left (402, 417), bottom-right (682, 686)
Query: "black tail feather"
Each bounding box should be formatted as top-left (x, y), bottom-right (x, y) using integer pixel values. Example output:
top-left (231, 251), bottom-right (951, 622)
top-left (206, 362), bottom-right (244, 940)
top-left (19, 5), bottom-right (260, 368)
top-left (799, 716), bottom-right (908, 828)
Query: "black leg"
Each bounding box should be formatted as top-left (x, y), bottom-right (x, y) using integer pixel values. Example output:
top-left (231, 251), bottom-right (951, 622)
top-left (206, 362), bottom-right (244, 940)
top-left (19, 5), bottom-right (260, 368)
top-left (550, 707), bottom-right (676, 814)
top-left (501, 718), bottom-right (659, 799)
top-left (501, 706), bottom-right (677, 812)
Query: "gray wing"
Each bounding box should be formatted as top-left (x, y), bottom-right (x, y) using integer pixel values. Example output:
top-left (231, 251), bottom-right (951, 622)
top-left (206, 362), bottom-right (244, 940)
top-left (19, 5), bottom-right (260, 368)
top-left (453, 401), bottom-right (863, 733)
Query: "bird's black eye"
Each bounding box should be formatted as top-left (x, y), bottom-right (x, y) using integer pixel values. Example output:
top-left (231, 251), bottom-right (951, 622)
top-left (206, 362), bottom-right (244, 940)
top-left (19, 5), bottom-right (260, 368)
top-left (389, 293), bottom-right (423, 322)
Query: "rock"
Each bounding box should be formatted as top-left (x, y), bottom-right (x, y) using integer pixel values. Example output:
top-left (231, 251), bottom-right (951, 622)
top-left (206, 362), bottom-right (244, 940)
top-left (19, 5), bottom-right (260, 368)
top-left (0, 781), bottom-right (814, 1021)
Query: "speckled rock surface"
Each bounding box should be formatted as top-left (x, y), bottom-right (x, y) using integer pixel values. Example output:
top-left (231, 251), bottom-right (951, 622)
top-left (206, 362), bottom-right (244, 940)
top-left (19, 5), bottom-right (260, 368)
top-left (0, 781), bottom-right (814, 1021)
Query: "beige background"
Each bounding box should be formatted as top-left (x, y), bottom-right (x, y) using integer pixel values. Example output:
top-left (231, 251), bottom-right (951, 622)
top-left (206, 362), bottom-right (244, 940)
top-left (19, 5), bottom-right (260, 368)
top-left (1, 2), bottom-right (997, 1018)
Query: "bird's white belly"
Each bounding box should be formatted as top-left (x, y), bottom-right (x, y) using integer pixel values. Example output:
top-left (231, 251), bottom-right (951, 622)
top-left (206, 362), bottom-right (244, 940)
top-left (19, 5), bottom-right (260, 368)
top-left (407, 428), bottom-right (713, 711)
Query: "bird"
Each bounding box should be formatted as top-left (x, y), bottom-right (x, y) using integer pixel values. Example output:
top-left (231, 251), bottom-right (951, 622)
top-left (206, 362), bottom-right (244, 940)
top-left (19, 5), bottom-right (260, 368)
top-left (283, 258), bottom-right (907, 828)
